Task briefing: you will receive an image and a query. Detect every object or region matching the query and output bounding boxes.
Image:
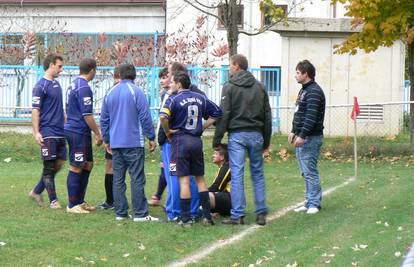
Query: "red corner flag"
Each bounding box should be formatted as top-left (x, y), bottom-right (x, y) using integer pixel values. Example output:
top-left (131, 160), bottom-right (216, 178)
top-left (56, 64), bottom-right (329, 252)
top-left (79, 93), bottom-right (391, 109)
top-left (351, 97), bottom-right (360, 120)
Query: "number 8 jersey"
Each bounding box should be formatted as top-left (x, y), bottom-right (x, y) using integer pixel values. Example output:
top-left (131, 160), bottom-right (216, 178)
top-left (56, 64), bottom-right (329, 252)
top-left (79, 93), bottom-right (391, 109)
top-left (160, 89), bottom-right (222, 136)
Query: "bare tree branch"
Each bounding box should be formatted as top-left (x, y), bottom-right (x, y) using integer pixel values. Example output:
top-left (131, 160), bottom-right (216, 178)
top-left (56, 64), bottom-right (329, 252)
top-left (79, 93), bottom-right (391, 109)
top-left (183, 0), bottom-right (224, 24)
top-left (193, 0), bottom-right (222, 9)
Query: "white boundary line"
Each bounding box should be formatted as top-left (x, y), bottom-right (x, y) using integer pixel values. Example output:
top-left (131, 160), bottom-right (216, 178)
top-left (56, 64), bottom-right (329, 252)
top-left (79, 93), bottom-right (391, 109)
top-left (167, 176), bottom-right (356, 267)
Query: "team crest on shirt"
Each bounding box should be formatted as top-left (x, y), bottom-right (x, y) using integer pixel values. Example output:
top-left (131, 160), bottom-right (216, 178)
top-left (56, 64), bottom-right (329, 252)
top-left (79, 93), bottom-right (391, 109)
top-left (74, 152), bottom-right (84, 162)
top-left (42, 148), bottom-right (48, 156)
top-left (83, 97), bottom-right (92, 105)
top-left (32, 96), bottom-right (40, 105)
top-left (169, 162), bottom-right (177, 172)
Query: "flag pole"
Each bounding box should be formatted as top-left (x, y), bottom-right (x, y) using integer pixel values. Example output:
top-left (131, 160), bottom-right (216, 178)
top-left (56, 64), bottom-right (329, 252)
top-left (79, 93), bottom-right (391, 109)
top-left (353, 117), bottom-right (358, 178)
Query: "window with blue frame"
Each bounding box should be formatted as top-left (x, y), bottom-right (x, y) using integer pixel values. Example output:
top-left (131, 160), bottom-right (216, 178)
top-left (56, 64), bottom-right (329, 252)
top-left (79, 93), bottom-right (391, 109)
top-left (260, 66), bottom-right (280, 96)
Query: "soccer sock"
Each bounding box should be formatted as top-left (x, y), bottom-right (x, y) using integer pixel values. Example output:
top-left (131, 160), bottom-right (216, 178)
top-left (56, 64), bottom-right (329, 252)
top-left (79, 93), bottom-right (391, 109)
top-left (79, 170), bottom-right (91, 203)
top-left (155, 167), bottom-right (167, 199)
top-left (43, 174), bottom-right (57, 203)
top-left (33, 175), bottom-right (45, 194)
top-left (199, 191), bottom-right (212, 220)
top-left (104, 173), bottom-right (114, 205)
top-left (67, 171), bottom-right (81, 208)
top-left (180, 198), bottom-right (191, 223)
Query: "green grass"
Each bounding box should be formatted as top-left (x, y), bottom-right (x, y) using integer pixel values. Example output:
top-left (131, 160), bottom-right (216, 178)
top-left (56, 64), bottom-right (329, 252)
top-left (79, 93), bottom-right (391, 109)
top-left (0, 133), bottom-right (412, 266)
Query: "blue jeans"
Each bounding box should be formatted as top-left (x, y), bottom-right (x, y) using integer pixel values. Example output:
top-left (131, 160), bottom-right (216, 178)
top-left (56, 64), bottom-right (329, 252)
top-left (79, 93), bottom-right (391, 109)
top-left (228, 132), bottom-right (268, 219)
top-left (112, 147), bottom-right (148, 218)
top-left (295, 135), bottom-right (323, 209)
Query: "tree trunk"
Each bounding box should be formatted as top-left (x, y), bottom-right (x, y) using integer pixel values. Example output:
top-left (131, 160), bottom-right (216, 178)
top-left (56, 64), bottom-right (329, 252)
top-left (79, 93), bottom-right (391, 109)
top-left (409, 42), bottom-right (414, 147)
top-left (226, 0), bottom-right (239, 56)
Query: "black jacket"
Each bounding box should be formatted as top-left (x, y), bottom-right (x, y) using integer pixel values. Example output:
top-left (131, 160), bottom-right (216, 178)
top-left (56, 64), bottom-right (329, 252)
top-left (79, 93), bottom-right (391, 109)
top-left (291, 80), bottom-right (325, 138)
top-left (213, 70), bottom-right (272, 149)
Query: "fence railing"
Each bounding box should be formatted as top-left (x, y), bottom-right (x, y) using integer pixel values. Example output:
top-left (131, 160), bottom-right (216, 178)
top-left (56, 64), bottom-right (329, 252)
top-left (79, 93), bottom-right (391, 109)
top-left (0, 65), bottom-right (281, 131)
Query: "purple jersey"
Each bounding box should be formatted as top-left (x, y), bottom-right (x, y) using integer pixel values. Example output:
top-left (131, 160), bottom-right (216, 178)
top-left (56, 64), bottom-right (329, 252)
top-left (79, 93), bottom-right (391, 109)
top-left (32, 77), bottom-right (65, 138)
top-left (160, 89), bottom-right (222, 136)
top-left (64, 77), bottom-right (94, 136)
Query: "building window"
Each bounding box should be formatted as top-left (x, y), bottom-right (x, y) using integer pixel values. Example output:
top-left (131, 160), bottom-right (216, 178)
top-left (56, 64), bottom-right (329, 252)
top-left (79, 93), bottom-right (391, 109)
top-left (217, 4), bottom-right (244, 29)
top-left (357, 105), bottom-right (384, 122)
top-left (261, 4), bottom-right (288, 27)
top-left (260, 66), bottom-right (280, 96)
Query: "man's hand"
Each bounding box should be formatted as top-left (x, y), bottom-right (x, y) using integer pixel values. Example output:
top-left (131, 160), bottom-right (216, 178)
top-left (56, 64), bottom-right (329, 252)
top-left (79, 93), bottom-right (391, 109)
top-left (263, 148), bottom-right (270, 157)
top-left (166, 129), bottom-right (178, 142)
top-left (149, 140), bottom-right (156, 152)
top-left (288, 133), bottom-right (296, 144)
top-left (294, 136), bottom-right (305, 147)
top-left (104, 143), bottom-right (112, 155)
top-left (95, 132), bottom-right (103, 146)
top-left (34, 132), bottom-right (44, 146)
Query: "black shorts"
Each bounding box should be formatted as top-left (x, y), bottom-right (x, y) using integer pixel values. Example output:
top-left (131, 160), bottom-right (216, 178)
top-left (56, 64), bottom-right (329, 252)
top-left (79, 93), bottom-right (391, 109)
top-left (65, 131), bottom-right (93, 167)
top-left (212, 191), bottom-right (231, 216)
top-left (41, 137), bottom-right (67, 161)
top-left (105, 151), bottom-right (112, 160)
top-left (170, 133), bottom-right (204, 177)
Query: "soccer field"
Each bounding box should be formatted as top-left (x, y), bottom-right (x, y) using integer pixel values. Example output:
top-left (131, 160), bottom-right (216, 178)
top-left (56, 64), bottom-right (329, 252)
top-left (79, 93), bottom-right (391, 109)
top-left (0, 133), bottom-right (412, 266)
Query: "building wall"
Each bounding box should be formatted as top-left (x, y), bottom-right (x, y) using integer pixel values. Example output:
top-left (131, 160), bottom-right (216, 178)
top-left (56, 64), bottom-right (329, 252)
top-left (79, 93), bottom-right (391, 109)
top-left (279, 36), bottom-right (405, 136)
top-left (1, 5), bottom-right (165, 33)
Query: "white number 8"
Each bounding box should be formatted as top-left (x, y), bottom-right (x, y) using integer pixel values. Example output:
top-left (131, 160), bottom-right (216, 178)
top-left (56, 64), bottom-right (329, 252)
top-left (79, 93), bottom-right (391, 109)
top-left (185, 105), bottom-right (198, 130)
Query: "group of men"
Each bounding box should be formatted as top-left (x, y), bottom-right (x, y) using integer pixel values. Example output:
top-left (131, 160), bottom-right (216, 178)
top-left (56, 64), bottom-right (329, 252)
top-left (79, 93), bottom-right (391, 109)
top-left (28, 52), bottom-right (326, 227)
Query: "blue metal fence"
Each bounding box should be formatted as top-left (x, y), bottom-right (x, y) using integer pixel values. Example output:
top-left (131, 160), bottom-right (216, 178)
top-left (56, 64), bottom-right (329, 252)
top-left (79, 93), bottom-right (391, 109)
top-left (0, 65), bottom-right (281, 132)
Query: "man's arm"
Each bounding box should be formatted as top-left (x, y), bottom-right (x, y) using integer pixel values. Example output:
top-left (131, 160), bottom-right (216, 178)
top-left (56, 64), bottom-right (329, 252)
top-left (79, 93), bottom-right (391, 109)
top-left (84, 115), bottom-right (102, 146)
top-left (32, 109), bottom-right (43, 146)
top-left (213, 86), bottom-right (230, 148)
top-left (99, 96), bottom-right (110, 145)
top-left (262, 87), bottom-right (272, 150)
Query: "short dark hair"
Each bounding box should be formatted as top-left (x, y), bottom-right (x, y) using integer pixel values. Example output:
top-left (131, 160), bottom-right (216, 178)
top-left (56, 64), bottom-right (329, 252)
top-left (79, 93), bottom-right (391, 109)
top-left (159, 67), bottom-right (169, 78)
top-left (230, 54), bottom-right (248, 70)
top-left (170, 62), bottom-right (187, 74)
top-left (296, 60), bottom-right (316, 79)
top-left (43, 54), bottom-right (63, 71)
top-left (119, 63), bottom-right (136, 81)
top-left (113, 65), bottom-right (121, 79)
top-left (215, 144), bottom-right (229, 162)
top-left (172, 71), bottom-right (191, 89)
top-left (79, 58), bottom-right (96, 75)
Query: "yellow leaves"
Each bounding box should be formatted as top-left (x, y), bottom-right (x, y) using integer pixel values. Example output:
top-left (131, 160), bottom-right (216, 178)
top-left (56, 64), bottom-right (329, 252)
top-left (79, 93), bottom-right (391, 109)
top-left (406, 27), bottom-right (414, 44)
top-left (363, 22), bottom-right (375, 31)
top-left (278, 148), bottom-right (290, 161)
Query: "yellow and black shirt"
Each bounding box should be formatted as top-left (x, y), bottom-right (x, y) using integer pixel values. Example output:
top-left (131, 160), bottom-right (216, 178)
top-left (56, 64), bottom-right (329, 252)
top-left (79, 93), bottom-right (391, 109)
top-left (208, 162), bottom-right (231, 193)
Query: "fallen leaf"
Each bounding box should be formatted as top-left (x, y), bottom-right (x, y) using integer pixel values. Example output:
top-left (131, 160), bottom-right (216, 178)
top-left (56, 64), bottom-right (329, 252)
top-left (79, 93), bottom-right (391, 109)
top-left (248, 264), bottom-right (255, 267)
top-left (333, 246), bottom-right (340, 250)
top-left (376, 221), bottom-right (382, 225)
top-left (359, 244), bottom-right (368, 249)
top-left (75, 257), bottom-right (84, 262)
top-left (3, 157), bottom-right (11, 163)
top-left (231, 263), bottom-right (240, 267)
top-left (100, 257), bottom-right (108, 262)
top-left (398, 226), bottom-right (403, 231)
top-left (88, 261), bottom-right (95, 265)
top-left (352, 262), bottom-right (358, 266)
top-left (0, 242), bottom-right (6, 246)
top-left (286, 261), bottom-right (298, 267)
top-left (351, 244), bottom-right (360, 251)
top-left (395, 251), bottom-right (402, 257)
top-left (123, 253), bottom-right (130, 258)
top-left (138, 243), bottom-right (145, 250)
top-left (384, 222), bottom-right (389, 227)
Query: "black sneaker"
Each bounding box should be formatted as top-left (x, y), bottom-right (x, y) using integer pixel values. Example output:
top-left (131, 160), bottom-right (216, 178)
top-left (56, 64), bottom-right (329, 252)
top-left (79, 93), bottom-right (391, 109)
top-left (256, 213), bottom-right (266, 226)
top-left (177, 220), bottom-right (193, 228)
top-left (202, 218), bottom-right (215, 226)
top-left (96, 202), bottom-right (114, 210)
top-left (222, 217), bottom-right (245, 225)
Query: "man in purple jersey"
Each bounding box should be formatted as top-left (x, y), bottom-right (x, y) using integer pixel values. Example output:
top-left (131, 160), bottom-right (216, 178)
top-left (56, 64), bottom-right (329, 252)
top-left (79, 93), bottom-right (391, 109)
top-left (64, 58), bottom-right (103, 214)
top-left (29, 54), bottom-right (66, 209)
top-left (160, 71), bottom-right (222, 227)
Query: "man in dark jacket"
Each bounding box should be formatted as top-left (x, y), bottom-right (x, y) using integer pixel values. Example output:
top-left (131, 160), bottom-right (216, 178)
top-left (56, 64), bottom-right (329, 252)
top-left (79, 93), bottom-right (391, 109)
top-left (289, 60), bottom-right (325, 215)
top-left (213, 54), bottom-right (272, 226)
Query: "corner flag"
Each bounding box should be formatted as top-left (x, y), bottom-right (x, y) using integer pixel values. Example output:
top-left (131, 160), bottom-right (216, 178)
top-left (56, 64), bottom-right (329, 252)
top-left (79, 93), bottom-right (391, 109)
top-left (350, 97), bottom-right (360, 120)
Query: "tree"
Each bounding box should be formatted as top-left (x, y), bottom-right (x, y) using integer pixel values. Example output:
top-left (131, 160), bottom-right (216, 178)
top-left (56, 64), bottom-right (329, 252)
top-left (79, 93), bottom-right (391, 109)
top-left (180, 0), bottom-right (309, 56)
top-left (332, 0), bottom-right (414, 145)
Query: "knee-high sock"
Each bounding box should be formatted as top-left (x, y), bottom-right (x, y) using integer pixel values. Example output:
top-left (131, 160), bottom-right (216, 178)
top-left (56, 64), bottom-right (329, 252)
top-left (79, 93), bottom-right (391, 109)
top-left (67, 171), bottom-right (81, 208)
top-left (180, 198), bottom-right (191, 223)
top-left (79, 170), bottom-right (91, 203)
top-left (155, 167), bottom-right (167, 199)
top-left (199, 191), bottom-right (212, 220)
top-left (33, 175), bottom-right (45, 194)
top-left (104, 173), bottom-right (114, 205)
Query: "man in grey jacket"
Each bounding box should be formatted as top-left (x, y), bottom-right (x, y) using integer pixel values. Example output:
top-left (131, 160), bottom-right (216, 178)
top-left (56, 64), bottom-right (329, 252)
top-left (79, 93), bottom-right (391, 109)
top-left (213, 54), bottom-right (272, 226)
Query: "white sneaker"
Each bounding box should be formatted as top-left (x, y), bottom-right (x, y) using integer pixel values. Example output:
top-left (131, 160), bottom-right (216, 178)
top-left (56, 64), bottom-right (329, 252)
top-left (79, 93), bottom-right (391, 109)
top-left (133, 215), bottom-right (160, 222)
top-left (294, 206), bottom-right (308, 212)
top-left (115, 215), bottom-right (132, 221)
top-left (306, 207), bottom-right (319, 214)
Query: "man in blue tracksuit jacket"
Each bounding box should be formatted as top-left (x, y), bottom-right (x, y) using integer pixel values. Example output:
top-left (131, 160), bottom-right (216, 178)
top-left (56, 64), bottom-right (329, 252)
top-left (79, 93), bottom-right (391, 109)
top-left (100, 63), bottom-right (159, 222)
